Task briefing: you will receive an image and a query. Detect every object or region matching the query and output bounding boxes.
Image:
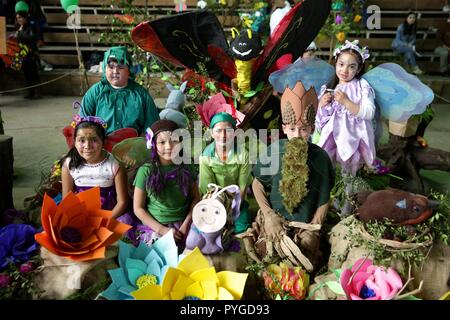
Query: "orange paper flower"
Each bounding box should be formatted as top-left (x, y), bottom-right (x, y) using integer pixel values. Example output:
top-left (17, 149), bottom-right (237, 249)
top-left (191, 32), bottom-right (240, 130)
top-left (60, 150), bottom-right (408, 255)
top-left (35, 187), bottom-right (131, 262)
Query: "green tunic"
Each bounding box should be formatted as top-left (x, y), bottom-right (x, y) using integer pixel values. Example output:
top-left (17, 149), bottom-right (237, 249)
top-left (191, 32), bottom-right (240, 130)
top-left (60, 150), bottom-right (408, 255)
top-left (253, 139), bottom-right (335, 222)
top-left (80, 79), bottom-right (160, 135)
top-left (134, 163), bottom-right (197, 224)
top-left (199, 142), bottom-right (253, 195)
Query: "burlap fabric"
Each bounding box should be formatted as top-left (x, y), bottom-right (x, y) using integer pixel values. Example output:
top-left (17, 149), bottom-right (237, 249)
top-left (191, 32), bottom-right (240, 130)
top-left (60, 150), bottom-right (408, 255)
top-left (328, 215), bottom-right (450, 299)
top-left (34, 246), bottom-right (118, 299)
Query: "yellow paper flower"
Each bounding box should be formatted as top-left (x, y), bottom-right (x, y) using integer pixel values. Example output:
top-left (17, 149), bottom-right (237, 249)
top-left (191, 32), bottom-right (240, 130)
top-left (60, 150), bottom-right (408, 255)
top-left (336, 32), bottom-right (346, 42)
top-left (131, 247), bottom-right (248, 300)
top-left (354, 15), bottom-right (362, 23)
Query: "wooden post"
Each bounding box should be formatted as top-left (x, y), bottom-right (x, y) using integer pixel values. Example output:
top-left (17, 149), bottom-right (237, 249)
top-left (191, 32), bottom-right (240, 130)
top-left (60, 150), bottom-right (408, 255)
top-left (0, 110), bottom-right (4, 135)
top-left (0, 16), bottom-right (6, 55)
top-left (0, 135), bottom-right (15, 218)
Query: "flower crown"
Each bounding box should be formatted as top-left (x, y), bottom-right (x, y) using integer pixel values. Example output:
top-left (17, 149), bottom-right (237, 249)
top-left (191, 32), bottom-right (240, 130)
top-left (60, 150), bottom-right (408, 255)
top-left (333, 40), bottom-right (370, 62)
top-left (71, 114), bottom-right (107, 129)
top-left (145, 128), bottom-right (154, 149)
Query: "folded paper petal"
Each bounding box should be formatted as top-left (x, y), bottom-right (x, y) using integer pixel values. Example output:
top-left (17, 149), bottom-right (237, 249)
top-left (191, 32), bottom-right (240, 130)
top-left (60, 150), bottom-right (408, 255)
top-left (35, 188), bottom-right (131, 262)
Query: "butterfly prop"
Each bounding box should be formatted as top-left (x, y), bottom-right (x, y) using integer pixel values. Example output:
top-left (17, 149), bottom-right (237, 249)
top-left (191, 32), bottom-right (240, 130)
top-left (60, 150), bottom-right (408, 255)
top-left (0, 39), bottom-right (30, 71)
top-left (131, 0), bottom-right (331, 129)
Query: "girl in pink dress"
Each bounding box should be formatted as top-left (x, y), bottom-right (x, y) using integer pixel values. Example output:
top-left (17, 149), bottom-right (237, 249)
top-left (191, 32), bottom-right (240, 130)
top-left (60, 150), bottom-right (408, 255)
top-left (315, 40), bottom-right (376, 176)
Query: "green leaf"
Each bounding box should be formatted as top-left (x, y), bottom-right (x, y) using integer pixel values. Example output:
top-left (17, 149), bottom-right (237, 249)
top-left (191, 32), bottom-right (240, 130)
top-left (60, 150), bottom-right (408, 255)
top-left (151, 64), bottom-right (160, 70)
top-left (161, 75), bottom-right (168, 81)
top-left (206, 82), bottom-right (216, 91)
top-left (332, 268), bottom-right (342, 280)
top-left (189, 88), bottom-right (196, 94)
top-left (263, 110), bottom-right (272, 119)
top-left (255, 81), bottom-right (264, 92)
top-left (220, 89), bottom-right (231, 97)
top-left (325, 281), bottom-right (346, 296)
top-left (243, 90), bottom-right (257, 98)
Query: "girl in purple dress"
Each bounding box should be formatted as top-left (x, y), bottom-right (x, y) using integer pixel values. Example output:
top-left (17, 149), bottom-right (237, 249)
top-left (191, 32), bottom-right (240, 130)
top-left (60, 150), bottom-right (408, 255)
top-left (61, 116), bottom-right (129, 218)
top-left (315, 40), bottom-right (376, 176)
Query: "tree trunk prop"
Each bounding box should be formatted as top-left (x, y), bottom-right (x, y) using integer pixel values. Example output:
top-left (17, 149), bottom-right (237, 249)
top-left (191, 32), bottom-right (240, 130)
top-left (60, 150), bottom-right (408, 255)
top-left (377, 133), bottom-right (450, 194)
top-left (0, 135), bottom-right (14, 219)
top-left (239, 85), bottom-right (281, 131)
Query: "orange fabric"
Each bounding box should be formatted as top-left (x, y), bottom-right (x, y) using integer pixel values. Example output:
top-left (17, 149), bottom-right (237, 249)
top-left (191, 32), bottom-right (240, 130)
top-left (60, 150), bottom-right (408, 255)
top-left (35, 187), bottom-right (131, 261)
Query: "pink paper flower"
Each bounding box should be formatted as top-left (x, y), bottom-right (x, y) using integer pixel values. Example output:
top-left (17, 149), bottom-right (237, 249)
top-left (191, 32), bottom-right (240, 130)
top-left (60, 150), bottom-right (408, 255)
top-left (0, 274), bottom-right (11, 288)
top-left (19, 261), bottom-right (34, 273)
top-left (340, 258), bottom-right (403, 300)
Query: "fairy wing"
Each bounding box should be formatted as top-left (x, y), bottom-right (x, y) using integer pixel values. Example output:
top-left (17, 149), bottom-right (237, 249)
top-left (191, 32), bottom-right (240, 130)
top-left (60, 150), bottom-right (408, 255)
top-left (111, 137), bottom-right (149, 168)
top-left (104, 128), bottom-right (139, 153)
top-left (131, 10), bottom-right (232, 86)
top-left (252, 0), bottom-right (331, 87)
top-left (362, 63), bottom-right (434, 122)
top-left (268, 57), bottom-right (335, 93)
top-left (0, 39), bottom-right (28, 70)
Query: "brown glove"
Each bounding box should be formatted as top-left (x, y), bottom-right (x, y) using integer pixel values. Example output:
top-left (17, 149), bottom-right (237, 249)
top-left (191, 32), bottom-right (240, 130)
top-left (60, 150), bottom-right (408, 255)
top-left (263, 209), bottom-right (287, 242)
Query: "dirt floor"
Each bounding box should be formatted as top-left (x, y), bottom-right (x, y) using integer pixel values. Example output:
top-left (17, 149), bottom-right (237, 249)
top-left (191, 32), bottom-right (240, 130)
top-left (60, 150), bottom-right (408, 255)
top-left (1, 94), bottom-right (450, 210)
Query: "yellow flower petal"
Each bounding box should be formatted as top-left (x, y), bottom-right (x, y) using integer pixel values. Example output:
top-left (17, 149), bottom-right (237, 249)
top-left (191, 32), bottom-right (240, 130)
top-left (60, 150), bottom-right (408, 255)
top-left (190, 267), bottom-right (219, 283)
top-left (162, 267), bottom-right (186, 297)
top-left (177, 247), bottom-right (210, 275)
top-left (201, 281), bottom-right (218, 300)
top-left (131, 284), bottom-right (163, 300)
top-left (217, 271), bottom-right (248, 300)
top-left (185, 281), bottom-right (204, 300)
top-left (218, 287), bottom-right (234, 300)
top-left (170, 273), bottom-right (195, 300)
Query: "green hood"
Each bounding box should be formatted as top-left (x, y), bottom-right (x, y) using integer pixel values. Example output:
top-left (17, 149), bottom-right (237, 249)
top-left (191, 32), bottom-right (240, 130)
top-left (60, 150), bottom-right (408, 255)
top-left (102, 46), bottom-right (134, 80)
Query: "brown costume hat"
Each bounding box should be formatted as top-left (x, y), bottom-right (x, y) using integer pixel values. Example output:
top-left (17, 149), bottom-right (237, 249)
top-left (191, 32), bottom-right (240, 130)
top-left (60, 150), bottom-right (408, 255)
top-left (150, 119), bottom-right (179, 137)
top-left (280, 81), bottom-right (318, 127)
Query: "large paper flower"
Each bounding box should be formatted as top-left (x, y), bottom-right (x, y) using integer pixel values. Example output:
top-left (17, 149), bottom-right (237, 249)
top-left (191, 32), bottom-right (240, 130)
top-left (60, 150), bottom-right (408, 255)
top-left (101, 231), bottom-right (179, 300)
top-left (131, 247), bottom-right (248, 300)
top-left (340, 258), bottom-right (403, 300)
top-left (262, 262), bottom-right (309, 300)
top-left (196, 93), bottom-right (245, 128)
top-left (35, 187), bottom-right (131, 262)
top-left (0, 224), bottom-right (38, 270)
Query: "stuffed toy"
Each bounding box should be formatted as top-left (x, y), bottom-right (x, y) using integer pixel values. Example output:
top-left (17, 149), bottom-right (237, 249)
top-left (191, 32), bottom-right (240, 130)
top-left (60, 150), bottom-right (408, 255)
top-left (356, 188), bottom-right (439, 225)
top-left (185, 184), bottom-right (241, 255)
top-left (229, 28), bottom-right (262, 100)
top-left (159, 81), bottom-right (189, 128)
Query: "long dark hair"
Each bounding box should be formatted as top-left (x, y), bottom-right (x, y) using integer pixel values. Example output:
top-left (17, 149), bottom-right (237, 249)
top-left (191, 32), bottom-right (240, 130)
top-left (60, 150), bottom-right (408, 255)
top-left (328, 48), bottom-right (366, 89)
top-left (402, 11), bottom-right (417, 35)
top-left (64, 121), bottom-right (106, 170)
top-left (145, 132), bottom-right (193, 198)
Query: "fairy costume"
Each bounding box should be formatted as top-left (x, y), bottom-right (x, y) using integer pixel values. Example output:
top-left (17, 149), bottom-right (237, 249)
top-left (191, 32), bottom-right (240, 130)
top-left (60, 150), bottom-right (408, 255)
top-left (80, 46), bottom-right (160, 135)
top-left (241, 81), bottom-right (335, 271)
top-left (64, 152), bottom-right (120, 211)
top-left (197, 94), bottom-right (251, 234)
top-left (315, 41), bottom-right (376, 175)
top-left (118, 120), bottom-right (197, 245)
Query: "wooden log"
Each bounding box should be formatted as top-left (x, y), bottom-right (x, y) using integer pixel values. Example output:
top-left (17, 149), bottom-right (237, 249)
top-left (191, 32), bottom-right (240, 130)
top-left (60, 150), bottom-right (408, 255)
top-left (377, 133), bottom-right (450, 194)
top-left (0, 135), bottom-right (14, 218)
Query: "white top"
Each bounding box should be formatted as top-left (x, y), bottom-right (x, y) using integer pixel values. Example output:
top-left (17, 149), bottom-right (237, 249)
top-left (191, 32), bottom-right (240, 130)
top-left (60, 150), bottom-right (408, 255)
top-left (64, 152), bottom-right (119, 187)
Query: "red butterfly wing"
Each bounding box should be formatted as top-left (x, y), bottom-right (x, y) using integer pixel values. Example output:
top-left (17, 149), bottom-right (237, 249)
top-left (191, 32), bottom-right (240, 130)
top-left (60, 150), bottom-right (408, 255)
top-left (207, 44), bottom-right (237, 80)
top-left (104, 128), bottom-right (139, 153)
top-left (131, 21), bottom-right (184, 67)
